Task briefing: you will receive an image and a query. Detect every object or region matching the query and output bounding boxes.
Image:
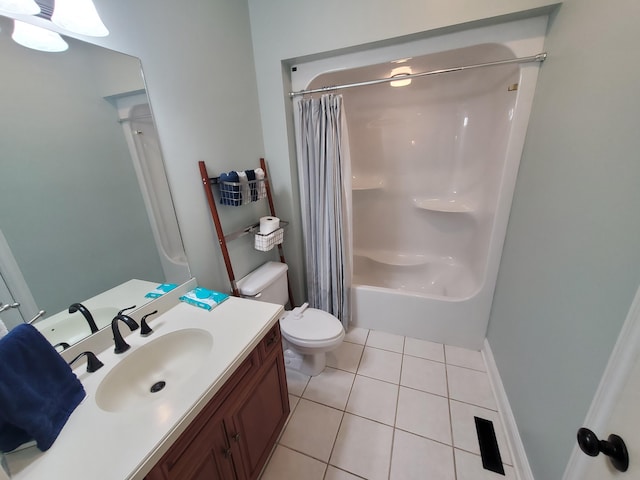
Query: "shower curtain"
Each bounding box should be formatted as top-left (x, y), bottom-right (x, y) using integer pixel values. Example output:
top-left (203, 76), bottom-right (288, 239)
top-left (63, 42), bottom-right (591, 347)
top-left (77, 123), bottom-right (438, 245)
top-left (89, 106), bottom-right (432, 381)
top-left (295, 94), bottom-right (352, 329)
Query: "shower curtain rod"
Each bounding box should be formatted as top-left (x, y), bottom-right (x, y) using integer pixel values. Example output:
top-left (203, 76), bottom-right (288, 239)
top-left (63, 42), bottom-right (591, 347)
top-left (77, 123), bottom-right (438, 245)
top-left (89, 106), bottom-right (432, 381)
top-left (288, 52), bottom-right (547, 97)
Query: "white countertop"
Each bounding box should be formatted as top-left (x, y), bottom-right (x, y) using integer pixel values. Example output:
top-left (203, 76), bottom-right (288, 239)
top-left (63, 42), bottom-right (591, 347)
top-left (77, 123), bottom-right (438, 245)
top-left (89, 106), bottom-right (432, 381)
top-left (7, 296), bottom-right (283, 480)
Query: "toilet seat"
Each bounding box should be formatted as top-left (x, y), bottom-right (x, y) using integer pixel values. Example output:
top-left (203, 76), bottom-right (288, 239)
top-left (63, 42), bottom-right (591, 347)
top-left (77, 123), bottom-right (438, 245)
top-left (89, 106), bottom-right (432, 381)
top-left (280, 308), bottom-right (344, 349)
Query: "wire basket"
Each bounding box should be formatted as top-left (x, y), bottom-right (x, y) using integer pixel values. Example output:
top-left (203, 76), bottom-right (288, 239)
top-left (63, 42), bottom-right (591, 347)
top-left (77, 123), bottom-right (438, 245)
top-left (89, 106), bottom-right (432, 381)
top-left (254, 228), bottom-right (284, 251)
top-left (218, 178), bottom-right (266, 206)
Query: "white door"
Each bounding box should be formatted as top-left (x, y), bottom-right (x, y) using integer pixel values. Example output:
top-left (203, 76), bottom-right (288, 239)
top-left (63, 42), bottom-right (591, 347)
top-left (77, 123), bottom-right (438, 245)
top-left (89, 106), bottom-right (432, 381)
top-left (564, 283), bottom-right (640, 478)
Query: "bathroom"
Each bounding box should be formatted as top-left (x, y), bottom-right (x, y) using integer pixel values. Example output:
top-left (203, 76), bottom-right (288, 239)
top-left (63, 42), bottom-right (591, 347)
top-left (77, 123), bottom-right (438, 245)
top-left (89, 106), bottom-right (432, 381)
top-left (1, 1), bottom-right (639, 480)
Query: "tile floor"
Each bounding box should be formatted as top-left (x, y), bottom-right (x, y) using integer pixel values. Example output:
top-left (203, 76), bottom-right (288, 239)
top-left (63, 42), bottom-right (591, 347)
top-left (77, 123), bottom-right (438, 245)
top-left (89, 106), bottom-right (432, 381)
top-left (260, 328), bottom-right (516, 480)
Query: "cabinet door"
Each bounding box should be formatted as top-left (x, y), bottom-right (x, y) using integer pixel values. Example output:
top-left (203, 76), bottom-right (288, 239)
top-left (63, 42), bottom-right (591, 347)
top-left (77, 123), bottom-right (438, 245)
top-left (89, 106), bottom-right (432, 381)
top-left (227, 347), bottom-right (289, 480)
top-left (146, 413), bottom-right (237, 480)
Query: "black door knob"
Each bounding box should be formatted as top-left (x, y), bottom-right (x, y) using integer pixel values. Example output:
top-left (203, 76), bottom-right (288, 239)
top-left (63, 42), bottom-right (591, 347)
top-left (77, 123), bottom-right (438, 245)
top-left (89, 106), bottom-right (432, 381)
top-left (577, 427), bottom-right (629, 472)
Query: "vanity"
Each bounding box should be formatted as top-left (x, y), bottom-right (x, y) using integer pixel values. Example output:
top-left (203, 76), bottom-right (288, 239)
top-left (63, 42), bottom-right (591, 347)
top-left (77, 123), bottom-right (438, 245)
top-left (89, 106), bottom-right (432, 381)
top-left (5, 283), bottom-right (289, 480)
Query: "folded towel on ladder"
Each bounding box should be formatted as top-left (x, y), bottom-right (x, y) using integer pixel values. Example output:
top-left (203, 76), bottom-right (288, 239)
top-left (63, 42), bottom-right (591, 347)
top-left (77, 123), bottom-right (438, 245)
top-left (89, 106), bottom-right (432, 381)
top-left (237, 170), bottom-right (249, 205)
top-left (245, 169), bottom-right (258, 201)
top-left (255, 168), bottom-right (266, 199)
top-left (219, 171), bottom-right (241, 206)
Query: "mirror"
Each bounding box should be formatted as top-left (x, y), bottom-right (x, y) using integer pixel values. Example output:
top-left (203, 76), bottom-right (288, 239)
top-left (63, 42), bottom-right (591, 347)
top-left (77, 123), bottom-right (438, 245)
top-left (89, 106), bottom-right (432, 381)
top-left (0, 15), bottom-right (190, 347)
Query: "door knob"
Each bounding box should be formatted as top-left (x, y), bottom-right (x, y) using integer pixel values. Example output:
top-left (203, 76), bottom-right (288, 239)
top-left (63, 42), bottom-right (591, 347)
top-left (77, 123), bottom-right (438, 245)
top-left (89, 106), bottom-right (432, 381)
top-left (577, 427), bottom-right (629, 472)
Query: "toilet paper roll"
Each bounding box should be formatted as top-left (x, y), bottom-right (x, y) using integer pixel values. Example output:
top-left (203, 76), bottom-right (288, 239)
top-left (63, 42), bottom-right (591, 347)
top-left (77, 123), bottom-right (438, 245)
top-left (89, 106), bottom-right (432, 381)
top-left (259, 216), bottom-right (280, 234)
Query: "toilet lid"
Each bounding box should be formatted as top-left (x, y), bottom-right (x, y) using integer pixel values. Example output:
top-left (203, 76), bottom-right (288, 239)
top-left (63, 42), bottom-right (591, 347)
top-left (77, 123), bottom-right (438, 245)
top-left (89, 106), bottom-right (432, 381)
top-left (280, 308), bottom-right (344, 342)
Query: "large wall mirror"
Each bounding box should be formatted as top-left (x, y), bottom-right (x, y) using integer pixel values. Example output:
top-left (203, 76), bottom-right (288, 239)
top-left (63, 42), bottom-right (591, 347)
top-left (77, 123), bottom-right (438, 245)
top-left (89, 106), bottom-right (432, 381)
top-left (0, 15), bottom-right (190, 348)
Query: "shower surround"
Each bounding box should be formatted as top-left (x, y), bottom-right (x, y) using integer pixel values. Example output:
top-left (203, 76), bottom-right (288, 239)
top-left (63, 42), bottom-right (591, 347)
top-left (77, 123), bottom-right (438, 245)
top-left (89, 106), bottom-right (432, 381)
top-left (291, 17), bottom-right (547, 349)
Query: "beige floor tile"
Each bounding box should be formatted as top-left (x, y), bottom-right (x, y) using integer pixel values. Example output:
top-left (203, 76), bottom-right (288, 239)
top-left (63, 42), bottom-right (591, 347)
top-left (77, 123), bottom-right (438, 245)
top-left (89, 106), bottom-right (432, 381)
top-left (400, 355), bottom-right (448, 396)
top-left (366, 330), bottom-right (405, 353)
top-left (324, 465), bottom-right (365, 480)
top-left (279, 398), bottom-right (343, 462)
top-left (357, 347), bottom-right (402, 384)
top-left (288, 394), bottom-right (300, 412)
top-left (445, 345), bottom-right (486, 371)
top-left (329, 413), bottom-right (393, 480)
top-left (396, 386), bottom-right (452, 445)
top-left (303, 367), bottom-right (355, 410)
top-left (447, 365), bottom-right (497, 410)
top-left (345, 374), bottom-right (399, 426)
top-left (344, 326), bottom-right (369, 345)
top-left (326, 341), bottom-right (364, 373)
top-left (260, 445), bottom-right (326, 480)
top-left (286, 367), bottom-right (310, 397)
top-left (404, 337), bottom-right (445, 363)
top-left (390, 429), bottom-right (455, 480)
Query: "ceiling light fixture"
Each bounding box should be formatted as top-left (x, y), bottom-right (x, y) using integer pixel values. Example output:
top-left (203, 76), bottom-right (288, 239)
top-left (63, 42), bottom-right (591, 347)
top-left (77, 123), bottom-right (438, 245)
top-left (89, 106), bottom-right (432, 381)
top-left (0, 0), bottom-right (40, 15)
top-left (51, 0), bottom-right (109, 37)
top-left (12, 19), bottom-right (68, 52)
top-left (390, 66), bottom-right (412, 87)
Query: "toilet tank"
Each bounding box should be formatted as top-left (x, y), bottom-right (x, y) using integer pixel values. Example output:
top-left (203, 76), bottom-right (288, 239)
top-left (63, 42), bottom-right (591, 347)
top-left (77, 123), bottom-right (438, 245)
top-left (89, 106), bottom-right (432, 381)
top-left (237, 262), bottom-right (289, 305)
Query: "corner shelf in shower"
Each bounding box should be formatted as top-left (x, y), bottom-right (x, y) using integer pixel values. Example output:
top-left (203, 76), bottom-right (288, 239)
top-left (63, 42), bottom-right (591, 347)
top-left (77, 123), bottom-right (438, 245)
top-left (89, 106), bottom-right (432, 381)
top-left (352, 174), bottom-right (384, 191)
top-left (412, 197), bottom-right (474, 213)
top-left (354, 249), bottom-right (430, 267)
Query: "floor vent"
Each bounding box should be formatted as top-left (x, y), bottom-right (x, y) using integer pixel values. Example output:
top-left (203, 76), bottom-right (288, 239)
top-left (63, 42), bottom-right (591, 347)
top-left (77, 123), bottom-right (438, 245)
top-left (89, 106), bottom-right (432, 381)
top-left (475, 416), bottom-right (506, 475)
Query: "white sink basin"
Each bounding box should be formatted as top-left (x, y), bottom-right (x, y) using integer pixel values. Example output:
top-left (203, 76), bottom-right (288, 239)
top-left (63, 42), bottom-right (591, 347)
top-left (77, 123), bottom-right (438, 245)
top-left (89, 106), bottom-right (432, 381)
top-left (95, 329), bottom-right (213, 412)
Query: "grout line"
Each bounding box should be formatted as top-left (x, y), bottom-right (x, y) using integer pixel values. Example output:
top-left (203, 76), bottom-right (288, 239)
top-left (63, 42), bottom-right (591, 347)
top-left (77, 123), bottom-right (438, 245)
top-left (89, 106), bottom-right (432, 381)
top-left (444, 344), bottom-right (459, 480)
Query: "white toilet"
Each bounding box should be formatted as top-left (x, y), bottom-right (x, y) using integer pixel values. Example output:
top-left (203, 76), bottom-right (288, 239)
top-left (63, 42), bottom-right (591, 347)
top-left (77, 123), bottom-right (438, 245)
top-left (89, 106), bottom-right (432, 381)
top-left (237, 261), bottom-right (345, 376)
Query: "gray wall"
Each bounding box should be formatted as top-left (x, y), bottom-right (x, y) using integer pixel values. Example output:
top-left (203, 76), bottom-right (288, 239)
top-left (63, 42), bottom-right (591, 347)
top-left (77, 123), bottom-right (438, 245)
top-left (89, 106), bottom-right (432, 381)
top-left (486, 0), bottom-right (640, 478)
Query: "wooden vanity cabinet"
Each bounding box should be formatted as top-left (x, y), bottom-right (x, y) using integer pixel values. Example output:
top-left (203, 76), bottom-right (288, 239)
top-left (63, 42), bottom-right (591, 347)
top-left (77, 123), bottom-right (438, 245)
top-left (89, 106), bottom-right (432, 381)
top-left (145, 322), bottom-right (289, 480)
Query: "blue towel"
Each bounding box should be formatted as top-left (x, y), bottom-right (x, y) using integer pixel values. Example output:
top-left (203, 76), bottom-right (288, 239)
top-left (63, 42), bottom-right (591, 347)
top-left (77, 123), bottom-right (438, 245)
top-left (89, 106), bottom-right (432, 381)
top-left (0, 324), bottom-right (86, 452)
top-left (219, 171), bottom-right (241, 206)
top-left (245, 169), bottom-right (258, 201)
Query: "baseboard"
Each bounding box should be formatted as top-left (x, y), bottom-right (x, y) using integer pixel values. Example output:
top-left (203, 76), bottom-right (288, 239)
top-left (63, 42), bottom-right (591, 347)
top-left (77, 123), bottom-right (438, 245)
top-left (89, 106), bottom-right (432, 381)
top-left (483, 339), bottom-right (535, 480)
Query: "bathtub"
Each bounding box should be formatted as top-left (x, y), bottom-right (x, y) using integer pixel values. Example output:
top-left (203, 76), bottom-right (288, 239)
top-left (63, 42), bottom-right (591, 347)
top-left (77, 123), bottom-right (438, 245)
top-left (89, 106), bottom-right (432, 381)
top-left (291, 17), bottom-right (548, 349)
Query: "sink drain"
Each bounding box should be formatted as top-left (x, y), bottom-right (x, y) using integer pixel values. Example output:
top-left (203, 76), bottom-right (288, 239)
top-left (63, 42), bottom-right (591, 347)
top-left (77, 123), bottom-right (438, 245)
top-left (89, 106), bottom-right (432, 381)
top-left (150, 381), bottom-right (166, 393)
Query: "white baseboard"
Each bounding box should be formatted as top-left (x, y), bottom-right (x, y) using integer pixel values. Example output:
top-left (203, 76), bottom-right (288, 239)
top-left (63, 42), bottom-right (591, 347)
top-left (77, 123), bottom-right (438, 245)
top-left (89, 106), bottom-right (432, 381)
top-left (483, 339), bottom-right (535, 480)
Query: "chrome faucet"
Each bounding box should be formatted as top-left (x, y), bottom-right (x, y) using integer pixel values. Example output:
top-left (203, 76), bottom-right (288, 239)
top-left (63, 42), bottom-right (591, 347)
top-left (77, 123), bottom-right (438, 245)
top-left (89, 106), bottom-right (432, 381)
top-left (68, 303), bottom-right (99, 334)
top-left (111, 314), bottom-right (139, 354)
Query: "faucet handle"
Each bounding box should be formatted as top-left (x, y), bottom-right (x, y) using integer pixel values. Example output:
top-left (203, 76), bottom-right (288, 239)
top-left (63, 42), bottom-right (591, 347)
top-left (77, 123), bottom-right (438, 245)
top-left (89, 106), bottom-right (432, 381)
top-left (69, 351), bottom-right (104, 372)
top-left (140, 310), bottom-right (158, 337)
top-left (117, 305), bottom-right (137, 316)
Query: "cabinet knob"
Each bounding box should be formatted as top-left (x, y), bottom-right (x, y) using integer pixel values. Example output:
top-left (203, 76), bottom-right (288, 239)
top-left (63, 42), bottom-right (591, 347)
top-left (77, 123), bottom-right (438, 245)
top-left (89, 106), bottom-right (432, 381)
top-left (232, 433), bottom-right (241, 442)
top-left (223, 448), bottom-right (232, 459)
top-left (577, 427), bottom-right (629, 472)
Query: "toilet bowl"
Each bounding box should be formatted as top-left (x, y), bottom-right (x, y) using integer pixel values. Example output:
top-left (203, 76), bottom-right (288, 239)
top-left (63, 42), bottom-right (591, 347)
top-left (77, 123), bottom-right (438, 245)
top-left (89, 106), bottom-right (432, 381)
top-left (237, 261), bottom-right (345, 376)
top-left (279, 303), bottom-right (345, 376)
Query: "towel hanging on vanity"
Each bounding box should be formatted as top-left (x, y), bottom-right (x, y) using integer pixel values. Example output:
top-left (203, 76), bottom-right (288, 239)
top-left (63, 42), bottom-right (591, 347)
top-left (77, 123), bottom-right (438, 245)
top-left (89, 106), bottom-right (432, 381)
top-left (0, 324), bottom-right (85, 451)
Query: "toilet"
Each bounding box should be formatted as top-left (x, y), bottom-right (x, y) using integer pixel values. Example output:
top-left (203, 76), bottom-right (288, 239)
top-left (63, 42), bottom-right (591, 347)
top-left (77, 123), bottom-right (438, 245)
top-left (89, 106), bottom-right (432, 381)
top-left (237, 261), bottom-right (345, 376)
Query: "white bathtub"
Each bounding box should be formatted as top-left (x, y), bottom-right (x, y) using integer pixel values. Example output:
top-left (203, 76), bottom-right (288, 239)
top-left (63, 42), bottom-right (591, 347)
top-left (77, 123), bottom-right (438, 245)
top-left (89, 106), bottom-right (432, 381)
top-left (292, 17), bottom-right (548, 349)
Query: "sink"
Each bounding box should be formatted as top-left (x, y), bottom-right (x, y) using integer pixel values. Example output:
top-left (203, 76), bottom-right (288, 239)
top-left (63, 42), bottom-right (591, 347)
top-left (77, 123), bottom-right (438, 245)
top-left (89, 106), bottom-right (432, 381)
top-left (95, 329), bottom-right (214, 412)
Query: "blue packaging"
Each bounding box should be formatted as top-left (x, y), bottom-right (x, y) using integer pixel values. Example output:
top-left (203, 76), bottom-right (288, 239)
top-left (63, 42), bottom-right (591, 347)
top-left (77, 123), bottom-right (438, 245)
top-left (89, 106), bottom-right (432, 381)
top-left (179, 287), bottom-right (229, 311)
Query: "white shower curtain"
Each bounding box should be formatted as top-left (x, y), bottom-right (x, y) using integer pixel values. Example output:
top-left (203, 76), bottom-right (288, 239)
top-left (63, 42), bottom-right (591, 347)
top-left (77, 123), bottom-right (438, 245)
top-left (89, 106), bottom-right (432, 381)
top-left (295, 94), bottom-right (352, 329)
